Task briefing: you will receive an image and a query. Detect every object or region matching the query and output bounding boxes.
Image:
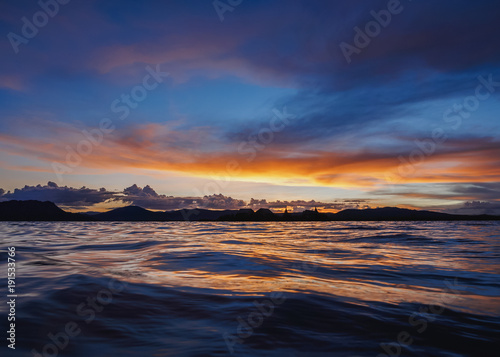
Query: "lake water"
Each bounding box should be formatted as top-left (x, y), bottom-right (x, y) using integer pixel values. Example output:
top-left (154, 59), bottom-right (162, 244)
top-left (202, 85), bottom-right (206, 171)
top-left (0, 221), bottom-right (499, 356)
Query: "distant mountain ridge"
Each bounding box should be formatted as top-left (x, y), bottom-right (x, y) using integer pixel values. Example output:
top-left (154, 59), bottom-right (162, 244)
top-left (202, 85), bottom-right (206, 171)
top-left (0, 200), bottom-right (93, 221)
top-left (332, 207), bottom-right (500, 221)
top-left (0, 200), bottom-right (499, 221)
top-left (94, 206), bottom-right (239, 221)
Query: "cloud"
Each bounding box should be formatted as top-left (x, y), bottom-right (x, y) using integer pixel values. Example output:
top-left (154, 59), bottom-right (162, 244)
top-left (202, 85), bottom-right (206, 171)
top-left (1, 116), bottom-right (500, 191)
top-left (120, 184), bottom-right (196, 210)
top-left (120, 185), bottom-right (245, 210)
top-left (371, 182), bottom-right (500, 205)
top-left (119, 184), bottom-right (247, 210)
top-left (3, 1), bottom-right (499, 91)
top-left (0, 182), bottom-right (115, 207)
top-left (124, 184), bottom-right (158, 197)
top-left (2, 180), bottom-right (499, 213)
top-left (444, 201), bottom-right (500, 216)
top-left (248, 198), bottom-right (369, 212)
top-left (0, 182), bottom-right (368, 212)
top-left (199, 194), bottom-right (246, 210)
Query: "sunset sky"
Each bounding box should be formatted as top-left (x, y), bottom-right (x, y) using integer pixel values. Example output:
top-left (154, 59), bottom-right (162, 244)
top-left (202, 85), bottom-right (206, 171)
top-left (1, 0), bottom-right (499, 213)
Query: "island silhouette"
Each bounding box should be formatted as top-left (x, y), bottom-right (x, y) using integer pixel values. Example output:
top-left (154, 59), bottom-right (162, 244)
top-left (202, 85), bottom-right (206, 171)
top-left (1, 200), bottom-right (499, 221)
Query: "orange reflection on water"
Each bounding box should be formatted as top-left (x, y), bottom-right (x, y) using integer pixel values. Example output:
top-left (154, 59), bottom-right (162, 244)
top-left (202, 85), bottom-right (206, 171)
top-left (6, 221), bottom-right (500, 317)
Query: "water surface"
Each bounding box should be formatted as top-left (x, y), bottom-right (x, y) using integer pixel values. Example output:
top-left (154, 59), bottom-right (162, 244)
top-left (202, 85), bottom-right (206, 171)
top-left (1, 221), bottom-right (499, 356)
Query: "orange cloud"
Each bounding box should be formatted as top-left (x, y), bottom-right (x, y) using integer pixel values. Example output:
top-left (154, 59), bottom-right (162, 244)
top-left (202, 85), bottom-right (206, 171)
top-left (1, 122), bottom-right (499, 191)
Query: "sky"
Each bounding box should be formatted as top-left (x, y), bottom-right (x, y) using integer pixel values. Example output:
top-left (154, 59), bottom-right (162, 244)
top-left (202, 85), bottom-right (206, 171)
top-left (0, 0), bottom-right (499, 214)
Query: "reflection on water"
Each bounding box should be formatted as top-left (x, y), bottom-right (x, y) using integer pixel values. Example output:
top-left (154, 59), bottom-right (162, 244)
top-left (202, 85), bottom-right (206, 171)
top-left (0, 221), bottom-right (499, 356)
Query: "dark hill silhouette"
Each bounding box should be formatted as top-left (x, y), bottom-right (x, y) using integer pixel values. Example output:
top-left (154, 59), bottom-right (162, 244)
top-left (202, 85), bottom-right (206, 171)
top-left (0, 200), bottom-right (92, 221)
top-left (94, 207), bottom-right (239, 221)
top-left (255, 208), bottom-right (276, 221)
top-left (94, 206), bottom-right (164, 221)
top-left (332, 207), bottom-right (498, 221)
top-left (163, 209), bottom-right (238, 221)
top-left (300, 209), bottom-right (328, 221)
top-left (1, 200), bottom-right (499, 221)
top-left (219, 208), bottom-right (329, 221)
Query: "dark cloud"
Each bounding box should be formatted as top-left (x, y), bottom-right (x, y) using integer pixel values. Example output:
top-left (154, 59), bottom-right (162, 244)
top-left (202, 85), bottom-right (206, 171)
top-left (2, 0), bottom-right (499, 151)
top-left (0, 182), bottom-right (115, 207)
top-left (449, 183), bottom-right (500, 201)
top-left (124, 184), bottom-right (158, 197)
top-left (0, 183), bottom-right (369, 212)
top-left (372, 182), bottom-right (500, 203)
top-left (222, 0), bottom-right (500, 147)
top-left (199, 194), bottom-right (246, 210)
top-left (445, 201), bottom-right (500, 216)
top-left (248, 198), bottom-right (369, 212)
top-left (2, 181), bottom-right (498, 213)
top-left (121, 184), bottom-right (195, 210)
top-left (120, 185), bottom-right (246, 210)
top-left (119, 185), bottom-right (360, 211)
